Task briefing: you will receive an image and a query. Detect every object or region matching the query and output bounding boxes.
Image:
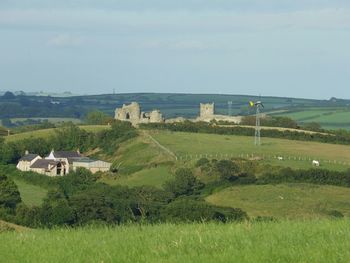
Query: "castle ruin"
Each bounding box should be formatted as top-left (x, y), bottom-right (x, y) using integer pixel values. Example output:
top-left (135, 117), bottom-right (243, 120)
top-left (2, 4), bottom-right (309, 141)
top-left (115, 102), bottom-right (164, 125)
top-left (197, 102), bottom-right (242, 123)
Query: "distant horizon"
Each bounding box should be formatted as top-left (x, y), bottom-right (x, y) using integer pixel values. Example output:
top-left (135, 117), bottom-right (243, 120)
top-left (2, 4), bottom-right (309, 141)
top-left (1, 90), bottom-right (347, 101)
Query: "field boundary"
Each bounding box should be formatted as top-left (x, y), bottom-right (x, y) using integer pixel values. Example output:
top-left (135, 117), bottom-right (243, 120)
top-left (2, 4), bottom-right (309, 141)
top-left (177, 152), bottom-right (350, 167)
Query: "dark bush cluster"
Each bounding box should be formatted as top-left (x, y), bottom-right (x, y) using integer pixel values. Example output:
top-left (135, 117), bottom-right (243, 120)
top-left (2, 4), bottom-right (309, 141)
top-left (0, 166), bottom-right (247, 228)
top-left (258, 167), bottom-right (350, 187)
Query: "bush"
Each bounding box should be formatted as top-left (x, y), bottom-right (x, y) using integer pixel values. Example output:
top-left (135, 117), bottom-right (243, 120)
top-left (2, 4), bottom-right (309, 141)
top-left (163, 168), bottom-right (204, 197)
top-left (160, 198), bottom-right (248, 223)
top-left (214, 160), bottom-right (240, 181)
top-left (0, 173), bottom-right (21, 210)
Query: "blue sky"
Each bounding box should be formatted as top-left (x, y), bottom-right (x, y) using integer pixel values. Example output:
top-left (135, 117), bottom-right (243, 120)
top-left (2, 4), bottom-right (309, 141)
top-left (0, 1), bottom-right (349, 99)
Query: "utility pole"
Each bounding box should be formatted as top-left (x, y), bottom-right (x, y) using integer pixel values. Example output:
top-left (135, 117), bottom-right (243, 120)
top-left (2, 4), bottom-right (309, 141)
top-left (228, 101), bottom-right (233, 116)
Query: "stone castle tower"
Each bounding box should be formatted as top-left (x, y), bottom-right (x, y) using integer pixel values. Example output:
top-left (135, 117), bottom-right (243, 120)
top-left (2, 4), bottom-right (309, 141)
top-left (115, 102), bottom-right (164, 125)
top-left (200, 103), bottom-right (215, 118)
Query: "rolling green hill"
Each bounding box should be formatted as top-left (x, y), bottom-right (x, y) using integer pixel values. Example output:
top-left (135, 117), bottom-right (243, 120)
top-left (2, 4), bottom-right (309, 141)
top-left (274, 108), bottom-right (350, 130)
top-left (206, 184), bottom-right (350, 219)
top-left (150, 130), bottom-right (350, 171)
top-left (14, 179), bottom-right (48, 206)
top-left (4, 125), bottom-right (109, 142)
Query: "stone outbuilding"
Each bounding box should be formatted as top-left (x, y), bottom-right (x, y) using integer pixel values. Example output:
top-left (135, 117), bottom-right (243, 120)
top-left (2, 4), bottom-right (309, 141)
top-left (16, 151), bottom-right (42, 172)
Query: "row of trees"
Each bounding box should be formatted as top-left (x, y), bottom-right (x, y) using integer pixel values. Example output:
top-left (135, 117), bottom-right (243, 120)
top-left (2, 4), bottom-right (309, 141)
top-left (0, 166), bottom-right (248, 227)
top-left (195, 157), bottom-right (350, 188)
top-left (0, 121), bottom-right (138, 165)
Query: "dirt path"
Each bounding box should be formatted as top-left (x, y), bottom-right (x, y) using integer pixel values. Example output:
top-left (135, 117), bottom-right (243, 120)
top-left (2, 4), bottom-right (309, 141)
top-left (143, 131), bottom-right (178, 161)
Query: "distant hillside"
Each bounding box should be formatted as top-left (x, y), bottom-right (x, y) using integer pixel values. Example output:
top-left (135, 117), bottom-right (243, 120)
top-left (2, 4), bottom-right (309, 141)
top-left (0, 92), bottom-right (345, 120)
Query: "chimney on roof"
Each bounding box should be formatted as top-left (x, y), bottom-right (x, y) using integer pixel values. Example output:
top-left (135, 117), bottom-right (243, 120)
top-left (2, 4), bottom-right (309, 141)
top-left (77, 149), bottom-right (80, 155)
top-left (25, 150), bottom-right (29, 155)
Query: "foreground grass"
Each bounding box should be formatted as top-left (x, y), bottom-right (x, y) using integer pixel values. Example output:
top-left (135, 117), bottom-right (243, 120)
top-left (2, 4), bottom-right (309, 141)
top-left (206, 183), bottom-right (350, 219)
top-left (1, 220), bottom-right (350, 262)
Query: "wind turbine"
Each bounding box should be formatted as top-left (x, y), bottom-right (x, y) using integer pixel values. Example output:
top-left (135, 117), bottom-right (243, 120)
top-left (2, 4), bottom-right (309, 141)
top-left (249, 100), bottom-right (264, 146)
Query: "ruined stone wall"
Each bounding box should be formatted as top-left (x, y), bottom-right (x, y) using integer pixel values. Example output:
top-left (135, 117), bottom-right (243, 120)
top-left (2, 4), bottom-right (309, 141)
top-left (200, 103), bottom-right (215, 118)
top-left (115, 102), bottom-right (164, 125)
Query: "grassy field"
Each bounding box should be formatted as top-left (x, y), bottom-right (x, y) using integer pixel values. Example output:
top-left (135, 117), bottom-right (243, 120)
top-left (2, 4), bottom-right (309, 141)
top-left (5, 125), bottom-right (109, 142)
top-left (10, 117), bottom-right (82, 124)
top-left (275, 109), bottom-right (350, 130)
top-left (150, 130), bottom-right (350, 170)
top-left (0, 220), bottom-right (350, 262)
top-left (102, 166), bottom-right (173, 188)
top-left (14, 179), bottom-right (48, 206)
top-left (206, 183), bottom-right (350, 219)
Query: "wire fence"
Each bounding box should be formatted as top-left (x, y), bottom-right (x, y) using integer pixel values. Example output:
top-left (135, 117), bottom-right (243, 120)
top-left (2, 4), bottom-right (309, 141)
top-left (175, 153), bottom-right (350, 167)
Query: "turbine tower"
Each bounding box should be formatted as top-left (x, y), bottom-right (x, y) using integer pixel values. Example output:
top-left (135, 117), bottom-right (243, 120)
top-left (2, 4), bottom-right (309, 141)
top-left (249, 100), bottom-right (264, 146)
top-left (228, 101), bottom-right (233, 116)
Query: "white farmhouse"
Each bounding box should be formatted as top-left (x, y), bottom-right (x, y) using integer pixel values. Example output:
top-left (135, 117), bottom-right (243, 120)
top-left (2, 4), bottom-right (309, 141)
top-left (16, 150), bottom-right (111, 176)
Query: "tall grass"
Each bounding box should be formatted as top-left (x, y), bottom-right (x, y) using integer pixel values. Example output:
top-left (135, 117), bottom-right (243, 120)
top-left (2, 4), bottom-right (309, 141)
top-left (1, 220), bottom-right (349, 262)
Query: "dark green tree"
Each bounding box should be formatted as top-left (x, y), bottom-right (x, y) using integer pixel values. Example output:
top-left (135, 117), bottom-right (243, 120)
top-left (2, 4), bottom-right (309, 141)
top-left (164, 168), bottom-right (204, 197)
top-left (215, 160), bottom-right (240, 181)
top-left (0, 174), bottom-right (21, 209)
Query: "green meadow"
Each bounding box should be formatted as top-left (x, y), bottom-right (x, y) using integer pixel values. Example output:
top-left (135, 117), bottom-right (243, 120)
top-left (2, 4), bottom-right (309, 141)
top-left (5, 125), bottom-right (109, 142)
top-left (206, 183), bottom-right (350, 219)
top-left (275, 109), bottom-right (350, 130)
top-left (150, 130), bottom-right (350, 171)
top-left (1, 220), bottom-right (350, 263)
top-left (102, 166), bottom-right (174, 189)
top-left (13, 179), bottom-right (48, 206)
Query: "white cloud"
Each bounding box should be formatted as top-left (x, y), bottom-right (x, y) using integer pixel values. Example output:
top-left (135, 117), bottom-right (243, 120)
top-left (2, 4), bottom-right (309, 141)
top-left (47, 34), bottom-right (83, 47)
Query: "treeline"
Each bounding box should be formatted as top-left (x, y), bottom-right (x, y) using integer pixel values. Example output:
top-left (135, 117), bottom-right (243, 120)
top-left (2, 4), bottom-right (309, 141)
top-left (0, 121), bottom-right (138, 165)
top-left (0, 166), bottom-right (247, 228)
top-left (141, 121), bottom-right (350, 145)
top-left (195, 158), bottom-right (350, 188)
top-left (240, 116), bottom-right (299, 129)
top-left (259, 167), bottom-right (350, 187)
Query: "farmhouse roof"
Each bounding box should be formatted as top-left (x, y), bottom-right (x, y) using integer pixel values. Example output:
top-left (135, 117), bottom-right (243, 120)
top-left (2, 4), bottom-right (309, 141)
top-left (53, 151), bottom-right (81, 158)
top-left (30, 159), bottom-right (59, 169)
top-left (72, 157), bottom-right (97, 163)
top-left (19, 154), bottom-right (40, 162)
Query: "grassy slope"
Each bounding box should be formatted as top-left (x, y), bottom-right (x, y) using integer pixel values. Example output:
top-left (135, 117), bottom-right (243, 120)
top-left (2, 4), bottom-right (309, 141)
top-left (1, 220), bottom-right (350, 263)
top-left (206, 184), bottom-right (350, 219)
top-left (151, 130), bottom-right (350, 170)
top-left (276, 109), bottom-right (350, 129)
top-left (0, 220), bottom-right (30, 233)
top-left (10, 117), bottom-right (82, 124)
top-left (14, 179), bottom-right (48, 206)
top-left (99, 132), bottom-right (175, 188)
top-left (102, 166), bottom-right (173, 188)
top-left (5, 125), bottom-right (109, 142)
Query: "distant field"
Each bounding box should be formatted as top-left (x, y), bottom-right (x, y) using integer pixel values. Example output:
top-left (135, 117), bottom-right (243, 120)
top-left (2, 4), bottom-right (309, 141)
top-left (206, 184), bottom-right (350, 219)
top-left (102, 166), bottom-right (173, 188)
top-left (5, 125), bottom-right (109, 142)
top-left (275, 109), bottom-right (350, 130)
top-left (10, 117), bottom-right (82, 124)
top-left (1, 220), bottom-right (350, 262)
top-left (14, 179), bottom-right (48, 206)
top-left (151, 131), bottom-right (350, 170)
